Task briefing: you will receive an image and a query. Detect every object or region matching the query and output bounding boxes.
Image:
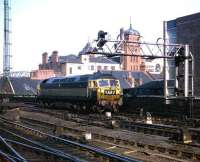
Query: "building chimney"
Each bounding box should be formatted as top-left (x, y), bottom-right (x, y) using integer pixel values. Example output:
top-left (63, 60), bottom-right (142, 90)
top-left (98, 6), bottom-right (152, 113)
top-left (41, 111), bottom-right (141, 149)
top-left (42, 52), bottom-right (48, 64)
top-left (120, 28), bottom-right (124, 40)
top-left (51, 51), bottom-right (59, 63)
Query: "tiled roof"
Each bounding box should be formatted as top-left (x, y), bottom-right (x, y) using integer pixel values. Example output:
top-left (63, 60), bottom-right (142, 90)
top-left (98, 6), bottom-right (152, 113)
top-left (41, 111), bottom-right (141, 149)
top-left (0, 77), bottom-right (41, 95)
top-left (89, 56), bottom-right (119, 64)
top-left (59, 54), bottom-right (82, 64)
top-left (59, 54), bottom-right (119, 65)
top-left (79, 42), bottom-right (95, 55)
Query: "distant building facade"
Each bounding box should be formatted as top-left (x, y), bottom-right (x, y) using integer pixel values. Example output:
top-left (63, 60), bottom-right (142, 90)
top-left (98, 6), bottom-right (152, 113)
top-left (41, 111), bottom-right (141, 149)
top-left (167, 12), bottom-right (200, 96)
top-left (30, 50), bottom-right (121, 80)
top-left (31, 24), bottom-right (163, 80)
top-left (30, 69), bottom-right (55, 80)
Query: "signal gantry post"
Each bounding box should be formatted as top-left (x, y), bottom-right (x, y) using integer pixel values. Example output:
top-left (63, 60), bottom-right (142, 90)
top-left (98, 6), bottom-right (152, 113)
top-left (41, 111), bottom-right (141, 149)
top-left (84, 30), bottom-right (194, 99)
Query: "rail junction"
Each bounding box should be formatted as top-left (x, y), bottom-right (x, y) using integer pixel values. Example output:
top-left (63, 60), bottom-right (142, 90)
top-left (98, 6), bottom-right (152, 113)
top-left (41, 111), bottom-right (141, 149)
top-left (0, 100), bottom-right (199, 162)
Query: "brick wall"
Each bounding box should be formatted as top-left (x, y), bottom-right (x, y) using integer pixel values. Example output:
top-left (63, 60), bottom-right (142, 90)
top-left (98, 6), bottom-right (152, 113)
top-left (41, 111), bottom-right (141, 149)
top-left (122, 34), bottom-right (142, 71)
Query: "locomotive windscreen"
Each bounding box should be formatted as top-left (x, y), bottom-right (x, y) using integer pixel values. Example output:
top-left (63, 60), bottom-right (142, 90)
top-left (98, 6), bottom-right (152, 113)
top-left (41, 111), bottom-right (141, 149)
top-left (98, 80), bottom-right (109, 87)
top-left (110, 79), bottom-right (119, 87)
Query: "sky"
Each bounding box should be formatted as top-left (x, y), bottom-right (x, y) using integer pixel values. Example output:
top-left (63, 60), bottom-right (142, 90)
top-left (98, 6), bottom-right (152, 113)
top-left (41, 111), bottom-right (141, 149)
top-left (0, 0), bottom-right (200, 72)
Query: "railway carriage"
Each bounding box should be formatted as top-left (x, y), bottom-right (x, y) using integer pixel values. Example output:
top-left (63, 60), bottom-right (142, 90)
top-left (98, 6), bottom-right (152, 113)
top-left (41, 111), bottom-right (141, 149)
top-left (37, 73), bottom-right (122, 112)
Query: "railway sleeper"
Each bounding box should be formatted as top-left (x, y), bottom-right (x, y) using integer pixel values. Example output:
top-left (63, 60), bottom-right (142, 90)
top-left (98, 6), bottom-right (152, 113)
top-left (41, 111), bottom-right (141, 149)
top-left (148, 145), bottom-right (156, 151)
top-left (60, 128), bottom-right (200, 161)
top-left (168, 149), bottom-right (179, 156)
top-left (181, 151), bottom-right (196, 160)
top-left (4, 116), bottom-right (200, 161)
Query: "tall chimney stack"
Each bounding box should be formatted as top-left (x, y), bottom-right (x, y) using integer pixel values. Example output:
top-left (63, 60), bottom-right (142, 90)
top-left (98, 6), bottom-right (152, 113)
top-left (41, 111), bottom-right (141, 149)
top-left (120, 28), bottom-right (124, 40)
top-left (51, 51), bottom-right (59, 63)
top-left (42, 52), bottom-right (48, 64)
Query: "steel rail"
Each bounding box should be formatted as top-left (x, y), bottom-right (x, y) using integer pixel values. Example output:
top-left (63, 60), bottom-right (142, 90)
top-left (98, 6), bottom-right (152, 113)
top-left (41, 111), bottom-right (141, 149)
top-left (5, 138), bottom-right (86, 162)
top-left (0, 116), bottom-right (141, 162)
top-left (0, 128), bottom-right (84, 162)
top-left (0, 135), bottom-right (27, 162)
top-left (0, 150), bottom-right (17, 162)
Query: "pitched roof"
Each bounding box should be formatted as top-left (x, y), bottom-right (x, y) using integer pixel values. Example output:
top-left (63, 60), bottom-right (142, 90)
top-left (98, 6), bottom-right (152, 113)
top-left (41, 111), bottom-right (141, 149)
top-left (79, 42), bottom-right (95, 55)
top-left (0, 77), bottom-right (41, 95)
top-left (89, 56), bottom-right (119, 64)
top-left (59, 54), bottom-right (82, 64)
top-left (59, 54), bottom-right (119, 65)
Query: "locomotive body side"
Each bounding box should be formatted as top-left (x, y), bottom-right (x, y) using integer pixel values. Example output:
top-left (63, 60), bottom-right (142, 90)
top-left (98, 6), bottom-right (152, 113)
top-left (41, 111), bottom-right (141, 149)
top-left (37, 74), bottom-right (122, 112)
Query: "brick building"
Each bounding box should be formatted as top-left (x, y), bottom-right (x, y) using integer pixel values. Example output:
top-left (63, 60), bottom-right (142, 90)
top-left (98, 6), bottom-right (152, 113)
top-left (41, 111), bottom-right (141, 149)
top-left (167, 12), bottom-right (200, 96)
top-left (30, 50), bottom-right (121, 80)
top-left (119, 24), bottom-right (143, 71)
top-left (30, 24), bottom-right (148, 80)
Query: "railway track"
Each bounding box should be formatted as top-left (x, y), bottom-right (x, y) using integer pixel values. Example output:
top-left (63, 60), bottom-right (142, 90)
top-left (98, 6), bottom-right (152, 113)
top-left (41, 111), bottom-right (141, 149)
top-left (18, 105), bottom-right (200, 144)
top-left (1, 101), bottom-right (200, 161)
top-left (0, 116), bottom-right (140, 162)
top-left (0, 127), bottom-right (85, 162)
top-left (13, 109), bottom-right (200, 162)
top-left (2, 100), bottom-right (200, 127)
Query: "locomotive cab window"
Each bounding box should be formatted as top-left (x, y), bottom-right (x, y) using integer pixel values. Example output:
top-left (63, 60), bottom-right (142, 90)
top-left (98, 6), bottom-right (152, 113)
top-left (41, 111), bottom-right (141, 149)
top-left (110, 79), bottom-right (119, 87)
top-left (98, 80), bottom-right (109, 87)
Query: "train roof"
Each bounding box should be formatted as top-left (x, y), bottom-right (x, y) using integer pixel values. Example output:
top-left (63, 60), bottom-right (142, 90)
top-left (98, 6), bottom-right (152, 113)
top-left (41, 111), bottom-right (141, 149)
top-left (41, 72), bottom-right (117, 84)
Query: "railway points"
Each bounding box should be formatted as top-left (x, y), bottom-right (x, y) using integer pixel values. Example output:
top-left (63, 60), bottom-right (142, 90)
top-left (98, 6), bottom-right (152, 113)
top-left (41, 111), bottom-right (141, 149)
top-left (0, 105), bottom-right (199, 162)
top-left (0, 113), bottom-right (141, 162)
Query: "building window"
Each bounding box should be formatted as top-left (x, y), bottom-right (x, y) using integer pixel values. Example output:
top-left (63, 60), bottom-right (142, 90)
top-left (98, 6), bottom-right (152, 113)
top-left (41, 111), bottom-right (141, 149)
top-left (111, 66), bottom-right (115, 70)
top-left (78, 66), bottom-right (81, 70)
top-left (97, 66), bottom-right (101, 70)
top-left (69, 67), bottom-right (72, 74)
top-left (91, 65), bottom-right (94, 70)
top-left (104, 66), bottom-right (108, 70)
